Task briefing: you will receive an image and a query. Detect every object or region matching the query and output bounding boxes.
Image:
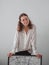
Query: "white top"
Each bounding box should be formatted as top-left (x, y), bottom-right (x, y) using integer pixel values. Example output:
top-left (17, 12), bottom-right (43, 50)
top-left (11, 24), bottom-right (38, 55)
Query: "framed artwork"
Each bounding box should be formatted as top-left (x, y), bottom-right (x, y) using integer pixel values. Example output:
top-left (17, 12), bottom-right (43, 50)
top-left (8, 55), bottom-right (42, 65)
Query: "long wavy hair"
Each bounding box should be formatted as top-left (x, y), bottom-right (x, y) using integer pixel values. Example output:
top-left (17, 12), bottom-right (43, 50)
top-left (17, 13), bottom-right (33, 32)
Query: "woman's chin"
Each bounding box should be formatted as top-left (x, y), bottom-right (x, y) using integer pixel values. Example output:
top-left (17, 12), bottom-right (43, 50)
top-left (24, 24), bottom-right (28, 27)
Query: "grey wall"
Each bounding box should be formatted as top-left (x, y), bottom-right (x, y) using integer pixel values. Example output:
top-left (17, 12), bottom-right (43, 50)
top-left (0, 0), bottom-right (49, 65)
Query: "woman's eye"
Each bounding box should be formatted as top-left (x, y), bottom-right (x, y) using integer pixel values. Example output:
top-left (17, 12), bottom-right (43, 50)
top-left (26, 18), bottom-right (27, 20)
top-left (23, 19), bottom-right (24, 21)
top-left (22, 18), bottom-right (28, 21)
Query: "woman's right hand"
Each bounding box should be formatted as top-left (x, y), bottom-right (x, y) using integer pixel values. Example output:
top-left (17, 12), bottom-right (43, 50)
top-left (8, 52), bottom-right (14, 57)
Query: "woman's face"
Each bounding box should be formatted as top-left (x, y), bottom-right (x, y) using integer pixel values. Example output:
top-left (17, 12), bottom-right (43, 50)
top-left (20, 16), bottom-right (29, 27)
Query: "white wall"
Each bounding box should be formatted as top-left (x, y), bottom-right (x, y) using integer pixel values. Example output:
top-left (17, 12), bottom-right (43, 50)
top-left (0, 0), bottom-right (49, 65)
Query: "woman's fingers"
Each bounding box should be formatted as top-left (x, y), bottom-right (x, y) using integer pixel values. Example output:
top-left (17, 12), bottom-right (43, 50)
top-left (8, 52), bottom-right (13, 57)
top-left (36, 54), bottom-right (42, 58)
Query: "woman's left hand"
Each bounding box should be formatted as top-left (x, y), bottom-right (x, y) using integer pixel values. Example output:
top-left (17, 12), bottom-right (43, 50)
top-left (36, 54), bottom-right (42, 58)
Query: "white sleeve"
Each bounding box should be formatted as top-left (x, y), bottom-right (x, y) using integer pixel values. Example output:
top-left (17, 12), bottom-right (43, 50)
top-left (30, 25), bottom-right (38, 55)
top-left (11, 30), bottom-right (19, 54)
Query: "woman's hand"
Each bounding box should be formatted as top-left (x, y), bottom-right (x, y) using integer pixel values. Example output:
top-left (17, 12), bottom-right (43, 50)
top-left (36, 54), bottom-right (42, 58)
top-left (8, 52), bottom-right (14, 57)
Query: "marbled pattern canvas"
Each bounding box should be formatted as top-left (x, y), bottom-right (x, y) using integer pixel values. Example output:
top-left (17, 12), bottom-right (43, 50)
top-left (9, 56), bottom-right (41, 65)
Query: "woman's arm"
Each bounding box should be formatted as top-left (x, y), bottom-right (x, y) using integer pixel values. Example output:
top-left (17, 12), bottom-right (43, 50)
top-left (30, 24), bottom-right (42, 58)
top-left (30, 24), bottom-right (38, 55)
top-left (8, 28), bottom-right (19, 57)
top-left (11, 29), bottom-right (19, 54)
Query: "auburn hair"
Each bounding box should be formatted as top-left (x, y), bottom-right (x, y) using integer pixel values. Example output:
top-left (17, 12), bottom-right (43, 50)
top-left (17, 13), bottom-right (33, 32)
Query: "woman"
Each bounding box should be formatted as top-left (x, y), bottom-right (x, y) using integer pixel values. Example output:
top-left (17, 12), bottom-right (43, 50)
top-left (8, 13), bottom-right (42, 58)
